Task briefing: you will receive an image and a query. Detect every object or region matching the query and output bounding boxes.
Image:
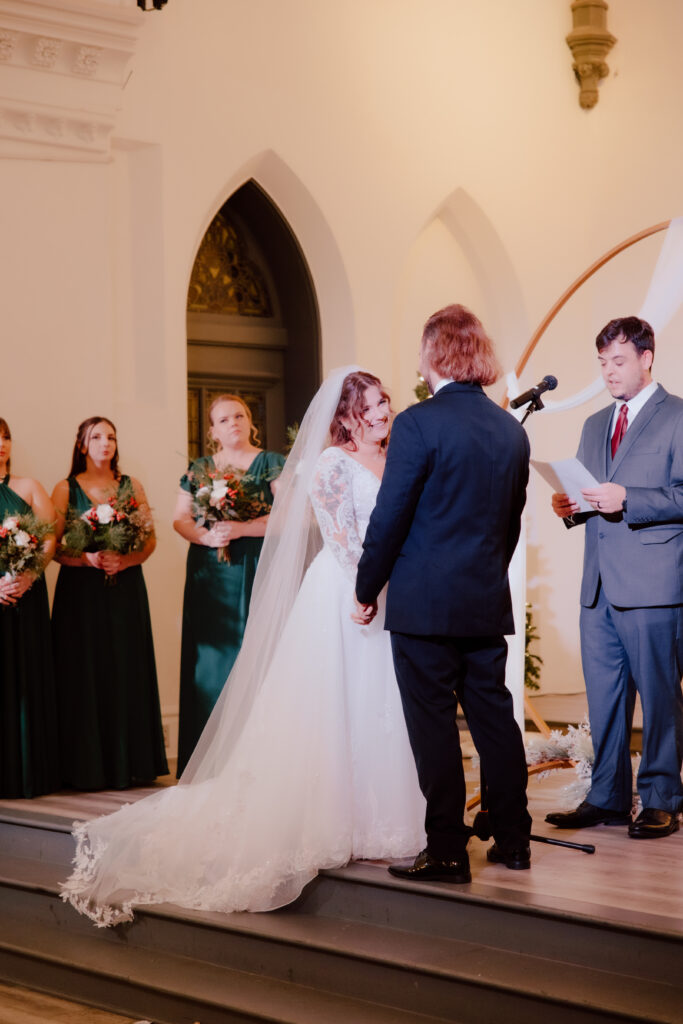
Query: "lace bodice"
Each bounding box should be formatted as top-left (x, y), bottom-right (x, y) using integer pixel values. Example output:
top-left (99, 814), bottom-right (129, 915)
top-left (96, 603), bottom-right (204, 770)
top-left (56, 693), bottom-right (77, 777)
top-left (310, 447), bottom-right (380, 581)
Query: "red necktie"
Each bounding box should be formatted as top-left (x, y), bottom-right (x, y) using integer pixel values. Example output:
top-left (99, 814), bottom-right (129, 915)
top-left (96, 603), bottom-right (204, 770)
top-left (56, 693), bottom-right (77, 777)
top-left (611, 403), bottom-right (628, 458)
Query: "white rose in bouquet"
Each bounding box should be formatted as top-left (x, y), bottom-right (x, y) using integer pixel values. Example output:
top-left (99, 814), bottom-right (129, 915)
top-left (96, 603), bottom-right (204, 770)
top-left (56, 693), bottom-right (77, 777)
top-left (2, 516), bottom-right (19, 531)
top-left (13, 530), bottom-right (31, 548)
top-left (95, 503), bottom-right (116, 525)
top-left (209, 482), bottom-right (229, 506)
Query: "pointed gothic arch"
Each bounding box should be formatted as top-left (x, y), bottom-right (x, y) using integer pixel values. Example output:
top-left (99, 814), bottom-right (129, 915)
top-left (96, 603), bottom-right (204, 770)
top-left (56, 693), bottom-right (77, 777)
top-left (186, 177), bottom-right (323, 456)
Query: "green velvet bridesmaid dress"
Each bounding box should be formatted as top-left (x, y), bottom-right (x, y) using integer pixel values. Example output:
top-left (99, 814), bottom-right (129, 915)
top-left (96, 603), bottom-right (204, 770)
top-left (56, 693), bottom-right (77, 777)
top-left (0, 474), bottom-right (61, 797)
top-left (52, 475), bottom-right (168, 790)
top-left (176, 450), bottom-right (284, 775)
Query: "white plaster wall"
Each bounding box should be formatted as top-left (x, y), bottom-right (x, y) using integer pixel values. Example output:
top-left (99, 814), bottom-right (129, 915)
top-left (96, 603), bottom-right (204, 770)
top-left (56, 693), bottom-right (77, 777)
top-left (3, 0), bottom-right (683, 735)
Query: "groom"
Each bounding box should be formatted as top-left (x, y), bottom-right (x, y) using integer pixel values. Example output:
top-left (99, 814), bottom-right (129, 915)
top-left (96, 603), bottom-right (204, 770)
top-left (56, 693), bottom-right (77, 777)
top-left (355, 304), bottom-right (532, 881)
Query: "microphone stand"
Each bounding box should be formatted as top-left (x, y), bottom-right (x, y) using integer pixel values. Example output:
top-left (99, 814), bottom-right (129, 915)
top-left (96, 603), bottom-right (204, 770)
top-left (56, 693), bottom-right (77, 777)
top-left (469, 780), bottom-right (595, 854)
top-left (469, 389), bottom-right (596, 856)
top-left (519, 391), bottom-right (546, 426)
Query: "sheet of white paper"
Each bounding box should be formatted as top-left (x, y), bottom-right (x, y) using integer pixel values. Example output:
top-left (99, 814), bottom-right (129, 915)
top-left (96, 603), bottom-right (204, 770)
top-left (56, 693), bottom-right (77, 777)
top-left (530, 458), bottom-right (600, 514)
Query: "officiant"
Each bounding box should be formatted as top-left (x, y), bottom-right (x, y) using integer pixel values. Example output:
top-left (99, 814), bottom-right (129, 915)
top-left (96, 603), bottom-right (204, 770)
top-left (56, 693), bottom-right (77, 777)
top-left (546, 316), bottom-right (683, 839)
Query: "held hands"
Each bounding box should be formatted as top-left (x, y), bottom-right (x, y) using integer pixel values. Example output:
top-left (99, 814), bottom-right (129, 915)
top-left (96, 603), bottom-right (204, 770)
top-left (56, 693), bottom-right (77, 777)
top-left (0, 575), bottom-right (18, 605)
top-left (0, 571), bottom-right (34, 605)
top-left (83, 551), bottom-right (108, 571)
top-left (204, 522), bottom-right (242, 548)
top-left (352, 594), bottom-right (377, 626)
top-left (83, 550), bottom-right (129, 575)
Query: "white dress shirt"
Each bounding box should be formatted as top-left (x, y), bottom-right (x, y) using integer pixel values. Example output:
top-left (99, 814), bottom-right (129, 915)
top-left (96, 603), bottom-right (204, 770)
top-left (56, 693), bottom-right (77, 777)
top-left (610, 380), bottom-right (658, 438)
top-left (433, 377), bottom-right (455, 395)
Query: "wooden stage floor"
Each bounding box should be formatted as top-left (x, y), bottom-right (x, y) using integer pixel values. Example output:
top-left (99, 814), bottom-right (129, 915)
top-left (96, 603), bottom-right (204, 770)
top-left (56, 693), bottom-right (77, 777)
top-left (1, 756), bottom-right (682, 940)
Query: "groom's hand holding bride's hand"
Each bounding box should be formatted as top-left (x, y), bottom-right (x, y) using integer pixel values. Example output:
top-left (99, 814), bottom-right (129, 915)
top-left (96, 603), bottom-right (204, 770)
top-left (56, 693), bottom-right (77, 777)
top-left (352, 595), bottom-right (377, 625)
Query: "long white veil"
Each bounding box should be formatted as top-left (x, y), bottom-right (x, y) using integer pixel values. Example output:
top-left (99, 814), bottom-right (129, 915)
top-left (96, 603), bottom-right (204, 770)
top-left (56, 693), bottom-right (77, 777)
top-left (62, 368), bottom-right (428, 929)
top-left (179, 364), bottom-right (360, 784)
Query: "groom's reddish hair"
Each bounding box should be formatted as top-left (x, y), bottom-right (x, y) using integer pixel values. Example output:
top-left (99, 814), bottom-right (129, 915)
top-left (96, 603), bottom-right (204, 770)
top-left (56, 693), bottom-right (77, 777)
top-left (421, 304), bottom-right (501, 386)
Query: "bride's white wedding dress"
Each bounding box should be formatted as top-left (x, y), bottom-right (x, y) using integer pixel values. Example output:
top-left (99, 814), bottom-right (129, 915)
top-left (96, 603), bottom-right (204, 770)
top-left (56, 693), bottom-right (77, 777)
top-left (62, 445), bottom-right (425, 925)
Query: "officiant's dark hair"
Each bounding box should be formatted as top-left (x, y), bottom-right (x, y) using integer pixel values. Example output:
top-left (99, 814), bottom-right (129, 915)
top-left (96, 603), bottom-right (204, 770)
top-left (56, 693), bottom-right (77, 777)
top-left (0, 418), bottom-right (11, 472)
top-left (330, 371), bottom-right (391, 452)
top-left (596, 317), bottom-right (655, 359)
top-left (69, 417), bottom-right (120, 479)
top-left (421, 304), bottom-right (501, 385)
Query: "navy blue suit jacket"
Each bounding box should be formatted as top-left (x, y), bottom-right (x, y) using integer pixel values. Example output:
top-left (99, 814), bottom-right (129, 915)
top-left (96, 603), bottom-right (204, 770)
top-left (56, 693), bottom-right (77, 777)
top-left (355, 382), bottom-right (529, 636)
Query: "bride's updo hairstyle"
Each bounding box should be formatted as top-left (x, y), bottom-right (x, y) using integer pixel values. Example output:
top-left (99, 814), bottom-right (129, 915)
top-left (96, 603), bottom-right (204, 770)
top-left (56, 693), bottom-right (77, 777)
top-left (329, 370), bottom-right (391, 452)
top-left (421, 303), bottom-right (501, 386)
top-left (69, 417), bottom-right (120, 478)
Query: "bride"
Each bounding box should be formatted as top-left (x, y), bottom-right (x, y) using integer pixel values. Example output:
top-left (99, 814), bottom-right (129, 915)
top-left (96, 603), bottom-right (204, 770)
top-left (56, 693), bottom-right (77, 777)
top-left (62, 367), bottom-right (426, 925)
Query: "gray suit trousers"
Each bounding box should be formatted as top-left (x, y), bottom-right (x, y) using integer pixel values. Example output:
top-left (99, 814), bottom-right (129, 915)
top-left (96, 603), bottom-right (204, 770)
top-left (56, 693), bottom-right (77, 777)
top-left (581, 586), bottom-right (683, 813)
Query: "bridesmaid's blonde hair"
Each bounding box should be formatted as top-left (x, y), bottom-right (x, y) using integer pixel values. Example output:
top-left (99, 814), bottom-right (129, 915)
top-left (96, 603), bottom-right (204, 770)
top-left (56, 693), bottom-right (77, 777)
top-left (208, 394), bottom-right (260, 448)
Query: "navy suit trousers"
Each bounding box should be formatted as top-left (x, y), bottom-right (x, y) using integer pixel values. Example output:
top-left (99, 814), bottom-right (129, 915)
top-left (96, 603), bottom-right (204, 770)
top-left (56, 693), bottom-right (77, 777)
top-left (390, 632), bottom-right (531, 858)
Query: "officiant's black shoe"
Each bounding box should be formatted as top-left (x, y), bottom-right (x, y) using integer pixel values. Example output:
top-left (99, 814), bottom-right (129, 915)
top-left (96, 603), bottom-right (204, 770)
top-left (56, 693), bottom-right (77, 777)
top-left (388, 849), bottom-right (471, 884)
top-left (545, 800), bottom-right (631, 829)
top-left (486, 842), bottom-right (531, 870)
top-left (628, 808), bottom-right (679, 839)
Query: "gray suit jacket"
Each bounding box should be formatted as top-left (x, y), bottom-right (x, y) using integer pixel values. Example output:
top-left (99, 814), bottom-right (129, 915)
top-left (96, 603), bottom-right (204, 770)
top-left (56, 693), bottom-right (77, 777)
top-left (573, 384), bottom-right (683, 608)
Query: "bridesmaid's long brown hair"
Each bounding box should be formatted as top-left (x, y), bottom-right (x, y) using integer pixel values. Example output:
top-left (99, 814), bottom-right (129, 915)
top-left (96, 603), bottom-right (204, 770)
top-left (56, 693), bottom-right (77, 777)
top-left (68, 417), bottom-right (120, 479)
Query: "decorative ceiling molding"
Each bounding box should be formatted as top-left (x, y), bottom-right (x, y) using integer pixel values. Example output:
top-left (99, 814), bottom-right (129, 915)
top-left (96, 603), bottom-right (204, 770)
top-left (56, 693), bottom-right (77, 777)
top-left (566, 0), bottom-right (616, 110)
top-left (0, 0), bottom-right (143, 161)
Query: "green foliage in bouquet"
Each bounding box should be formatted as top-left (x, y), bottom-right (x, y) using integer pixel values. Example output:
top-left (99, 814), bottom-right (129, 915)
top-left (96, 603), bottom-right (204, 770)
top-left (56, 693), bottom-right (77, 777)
top-left (0, 509), bottom-right (53, 577)
top-left (189, 461), bottom-right (277, 562)
top-left (60, 484), bottom-right (152, 559)
top-left (284, 422), bottom-right (300, 454)
top-left (189, 462), bottom-right (274, 530)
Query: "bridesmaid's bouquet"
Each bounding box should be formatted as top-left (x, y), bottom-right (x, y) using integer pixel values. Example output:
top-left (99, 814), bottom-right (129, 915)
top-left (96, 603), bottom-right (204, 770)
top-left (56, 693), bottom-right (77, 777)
top-left (0, 510), bottom-right (52, 579)
top-left (190, 464), bottom-right (273, 563)
top-left (60, 492), bottom-right (153, 583)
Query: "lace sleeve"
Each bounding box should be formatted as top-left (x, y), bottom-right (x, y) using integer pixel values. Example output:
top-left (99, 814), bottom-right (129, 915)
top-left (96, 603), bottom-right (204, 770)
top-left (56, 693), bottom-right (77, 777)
top-left (310, 449), bottom-right (363, 580)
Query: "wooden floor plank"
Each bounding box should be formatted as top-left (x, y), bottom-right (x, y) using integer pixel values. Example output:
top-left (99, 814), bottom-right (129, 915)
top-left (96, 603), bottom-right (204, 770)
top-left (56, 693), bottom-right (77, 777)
top-left (0, 981), bottom-right (150, 1024)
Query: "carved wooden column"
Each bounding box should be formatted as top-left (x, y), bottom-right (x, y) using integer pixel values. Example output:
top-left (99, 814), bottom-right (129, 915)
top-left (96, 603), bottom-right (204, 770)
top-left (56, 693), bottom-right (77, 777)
top-left (566, 0), bottom-right (616, 109)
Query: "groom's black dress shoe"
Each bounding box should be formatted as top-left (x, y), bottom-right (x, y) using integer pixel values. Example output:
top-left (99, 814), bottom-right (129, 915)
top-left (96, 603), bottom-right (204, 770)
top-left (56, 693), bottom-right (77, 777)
top-left (628, 808), bottom-right (680, 839)
top-left (545, 799), bottom-right (631, 829)
top-left (486, 843), bottom-right (531, 870)
top-left (388, 849), bottom-right (471, 884)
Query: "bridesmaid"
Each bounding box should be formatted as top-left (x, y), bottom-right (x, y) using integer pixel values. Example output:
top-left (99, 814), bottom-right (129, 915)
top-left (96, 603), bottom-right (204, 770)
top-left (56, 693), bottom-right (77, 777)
top-left (0, 417), bottom-right (61, 798)
top-left (173, 395), bottom-right (284, 775)
top-left (51, 417), bottom-right (168, 790)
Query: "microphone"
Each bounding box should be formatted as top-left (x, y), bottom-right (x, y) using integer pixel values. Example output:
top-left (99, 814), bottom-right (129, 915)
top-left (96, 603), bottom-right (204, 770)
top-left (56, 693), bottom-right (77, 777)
top-left (509, 375), bottom-right (558, 409)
